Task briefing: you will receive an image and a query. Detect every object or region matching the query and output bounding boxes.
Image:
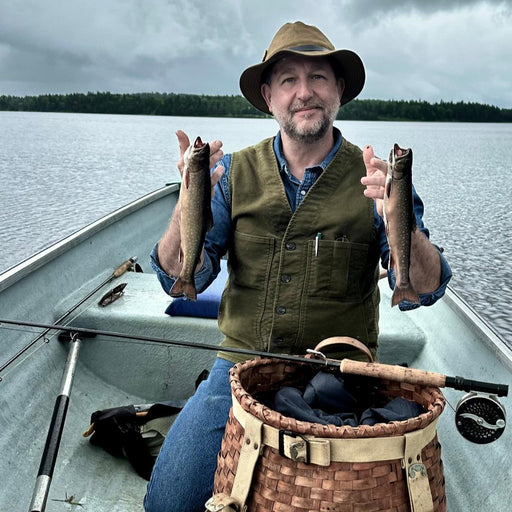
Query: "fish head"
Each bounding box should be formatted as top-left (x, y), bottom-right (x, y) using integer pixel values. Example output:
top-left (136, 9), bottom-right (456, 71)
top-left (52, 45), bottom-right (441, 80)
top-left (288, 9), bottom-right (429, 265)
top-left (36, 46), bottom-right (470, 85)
top-left (389, 143), bottom-right (413, 179)
top-left (183, 136), bottom-right (210, 172)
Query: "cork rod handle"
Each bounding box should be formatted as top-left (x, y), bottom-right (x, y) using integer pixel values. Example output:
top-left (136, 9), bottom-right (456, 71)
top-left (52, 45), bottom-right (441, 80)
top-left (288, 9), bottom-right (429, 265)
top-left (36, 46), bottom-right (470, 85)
top-left (339, 359), bottom-right (447, 388)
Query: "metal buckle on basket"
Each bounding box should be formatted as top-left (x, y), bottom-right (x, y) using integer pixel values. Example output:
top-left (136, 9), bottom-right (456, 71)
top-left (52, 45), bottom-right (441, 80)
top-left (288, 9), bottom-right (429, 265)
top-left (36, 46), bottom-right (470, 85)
top-left (205, 493), bottom-right (242, 512)
top-left (278, 430), bottom-right (310, 464)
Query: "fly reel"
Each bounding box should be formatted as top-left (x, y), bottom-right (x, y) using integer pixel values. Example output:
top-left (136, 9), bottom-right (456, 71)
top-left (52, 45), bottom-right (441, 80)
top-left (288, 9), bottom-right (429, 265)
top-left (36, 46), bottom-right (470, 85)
top-left (455, 392), bottom-right (506, 444)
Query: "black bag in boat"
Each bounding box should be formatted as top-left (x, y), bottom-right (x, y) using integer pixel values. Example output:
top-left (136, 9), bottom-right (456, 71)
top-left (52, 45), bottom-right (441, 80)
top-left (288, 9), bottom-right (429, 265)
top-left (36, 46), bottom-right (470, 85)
top-left (83, 401), bottom-right (184, 480)
top-left (83, 369), bottom-right (209, 479)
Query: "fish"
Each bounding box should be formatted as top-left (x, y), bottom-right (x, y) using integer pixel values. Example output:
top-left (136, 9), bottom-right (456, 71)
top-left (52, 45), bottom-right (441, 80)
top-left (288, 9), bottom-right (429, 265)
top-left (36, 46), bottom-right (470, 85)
top-left (383, 143), bottom-right (420, 307)
top-left (170, 137), bottom-right (213, 300)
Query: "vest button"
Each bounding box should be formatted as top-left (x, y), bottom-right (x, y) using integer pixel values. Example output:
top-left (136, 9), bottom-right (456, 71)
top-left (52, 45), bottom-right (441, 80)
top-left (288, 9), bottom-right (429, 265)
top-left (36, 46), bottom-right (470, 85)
top-left (276, 306), bottom-right (286, 315)
top-left (281, 273), bottom-right (291, 283)
top-left (285, 242), bottom-right (296, 251)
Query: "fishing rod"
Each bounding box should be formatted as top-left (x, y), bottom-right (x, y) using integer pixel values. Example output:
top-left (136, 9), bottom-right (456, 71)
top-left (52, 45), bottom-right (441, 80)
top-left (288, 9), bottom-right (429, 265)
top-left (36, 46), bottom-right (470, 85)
top-left (0, 318), bottom-right (508, 398)
top-left (1, 318), bottom-right (508, 444)
top-left (28, 333), bottom-right (81, 512)
top-left (0, 257), bottom-right (137, 377)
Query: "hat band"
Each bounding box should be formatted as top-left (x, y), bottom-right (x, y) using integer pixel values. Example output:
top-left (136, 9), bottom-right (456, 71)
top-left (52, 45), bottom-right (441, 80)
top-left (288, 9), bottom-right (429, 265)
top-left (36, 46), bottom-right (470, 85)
top-left (289, 44), bottom-right (331, 52)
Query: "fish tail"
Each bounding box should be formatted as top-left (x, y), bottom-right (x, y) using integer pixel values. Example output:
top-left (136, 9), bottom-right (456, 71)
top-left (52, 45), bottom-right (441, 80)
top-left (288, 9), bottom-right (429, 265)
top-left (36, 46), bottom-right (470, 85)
top-left (391, 282), bottom-right (420, 307)
top-left (170, 277), bottom-right (197, 301)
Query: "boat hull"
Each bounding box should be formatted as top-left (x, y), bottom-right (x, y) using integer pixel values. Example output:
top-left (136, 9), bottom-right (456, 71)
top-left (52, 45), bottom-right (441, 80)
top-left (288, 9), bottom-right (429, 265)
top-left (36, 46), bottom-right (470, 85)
top-left (1, 185), bottom-right (511, 511)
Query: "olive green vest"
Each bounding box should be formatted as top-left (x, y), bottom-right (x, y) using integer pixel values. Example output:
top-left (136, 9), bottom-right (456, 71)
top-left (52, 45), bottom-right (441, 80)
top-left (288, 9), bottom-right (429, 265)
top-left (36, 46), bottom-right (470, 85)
top-left (218, 137), bottom-right (381, 363)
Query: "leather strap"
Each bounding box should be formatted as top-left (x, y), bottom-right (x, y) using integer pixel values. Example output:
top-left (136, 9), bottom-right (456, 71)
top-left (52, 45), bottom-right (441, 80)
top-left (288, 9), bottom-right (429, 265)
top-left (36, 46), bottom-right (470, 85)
top-left (314, 336), bottom-right (374, 362)
top-left (231, 397), bottom-right (438, 511)
top-left (404, 427), bottom-right (436, 512)
top-left (232, 397), bottom-right (437, 465)
top-left (229, 409), bottom-right (262, 507)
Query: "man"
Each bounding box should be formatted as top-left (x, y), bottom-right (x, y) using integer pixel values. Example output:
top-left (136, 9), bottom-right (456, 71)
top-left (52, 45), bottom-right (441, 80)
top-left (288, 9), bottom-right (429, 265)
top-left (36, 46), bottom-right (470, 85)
top-left (144, 21), bottom-right (451, 512)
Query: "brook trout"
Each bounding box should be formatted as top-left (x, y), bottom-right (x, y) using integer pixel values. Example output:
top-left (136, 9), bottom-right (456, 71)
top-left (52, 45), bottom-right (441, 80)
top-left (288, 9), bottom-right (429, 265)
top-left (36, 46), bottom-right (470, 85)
top-left (170, 137), bottom-right (213, 300)
top-left (384, 144), bottom-right (420, 307)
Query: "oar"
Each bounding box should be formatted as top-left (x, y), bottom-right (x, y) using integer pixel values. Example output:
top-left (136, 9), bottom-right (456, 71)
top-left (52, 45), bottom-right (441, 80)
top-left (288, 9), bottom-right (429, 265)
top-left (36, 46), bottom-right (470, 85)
top-left (0, 257), bottom-right (136, 377)
top-left (28, 332), bottom-right (81, 512)
top-left (0, 318), bottom-right (507, 397)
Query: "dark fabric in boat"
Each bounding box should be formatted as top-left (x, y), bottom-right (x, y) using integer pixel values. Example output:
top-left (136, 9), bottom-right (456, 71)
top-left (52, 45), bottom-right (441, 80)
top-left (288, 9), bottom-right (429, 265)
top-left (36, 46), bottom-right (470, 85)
top-left (269, 371), bottom-right (426, 426)
top-left (165, 261), bottom-right (228, 318)
top-left (87, 401), bottom-right (184, 480)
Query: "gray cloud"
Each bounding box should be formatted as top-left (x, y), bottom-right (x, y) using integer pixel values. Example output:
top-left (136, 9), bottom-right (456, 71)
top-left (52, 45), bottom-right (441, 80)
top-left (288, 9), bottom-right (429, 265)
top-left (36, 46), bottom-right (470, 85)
top-left (0, 0), bottom-right (510, 107)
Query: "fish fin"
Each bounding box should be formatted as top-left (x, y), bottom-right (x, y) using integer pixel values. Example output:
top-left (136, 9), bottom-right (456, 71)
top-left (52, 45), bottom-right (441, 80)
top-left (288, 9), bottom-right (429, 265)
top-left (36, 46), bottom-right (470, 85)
top-left (391, 283), bottom-right (420, 307)
top-left (184, 169), bottom-right (190, 189)
top-left (170, 277), bottom-right (197, 301)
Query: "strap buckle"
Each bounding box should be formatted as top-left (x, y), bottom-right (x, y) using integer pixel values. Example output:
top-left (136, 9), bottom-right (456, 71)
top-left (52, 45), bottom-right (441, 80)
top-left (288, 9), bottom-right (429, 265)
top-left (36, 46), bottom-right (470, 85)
top-left (205, 493), bottom-right (242, 512)
top-left (278, 430), bottom-right (310, 464)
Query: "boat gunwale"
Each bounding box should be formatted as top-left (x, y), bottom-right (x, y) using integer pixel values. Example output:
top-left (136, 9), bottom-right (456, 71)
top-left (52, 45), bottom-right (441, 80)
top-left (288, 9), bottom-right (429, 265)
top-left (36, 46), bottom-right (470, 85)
top-left (443, 286), bottom-right (512, 371)
top-left (0, 183), bottom-right (180, 293)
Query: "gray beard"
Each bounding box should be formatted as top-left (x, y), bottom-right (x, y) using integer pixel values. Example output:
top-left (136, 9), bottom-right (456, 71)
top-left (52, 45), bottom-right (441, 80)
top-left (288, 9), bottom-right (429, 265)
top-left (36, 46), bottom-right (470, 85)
top-left (281, 115), bottom-right (331, 144)
top-left (278, 101), bottom-right (339, 144)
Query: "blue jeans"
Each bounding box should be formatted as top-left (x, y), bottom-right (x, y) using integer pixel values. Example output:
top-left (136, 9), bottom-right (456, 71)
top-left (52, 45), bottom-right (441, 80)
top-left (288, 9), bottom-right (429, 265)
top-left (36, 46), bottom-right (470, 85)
top-left (144, 357), bottom-right (234, 512)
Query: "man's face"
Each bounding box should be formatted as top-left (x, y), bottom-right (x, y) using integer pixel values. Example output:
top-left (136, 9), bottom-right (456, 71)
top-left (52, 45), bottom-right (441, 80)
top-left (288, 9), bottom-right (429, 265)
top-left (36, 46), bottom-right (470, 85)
top-left (261, 55), bottom-right (345, 144)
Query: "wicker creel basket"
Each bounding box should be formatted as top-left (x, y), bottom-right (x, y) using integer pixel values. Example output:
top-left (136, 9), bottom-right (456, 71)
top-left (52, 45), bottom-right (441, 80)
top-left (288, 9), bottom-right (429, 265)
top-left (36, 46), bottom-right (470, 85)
top-left (209, 351), bottom-right (446, 512)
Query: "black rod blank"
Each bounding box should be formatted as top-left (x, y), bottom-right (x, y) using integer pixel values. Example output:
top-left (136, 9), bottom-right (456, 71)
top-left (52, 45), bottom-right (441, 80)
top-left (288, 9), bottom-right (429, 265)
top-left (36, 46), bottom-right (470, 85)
top-left (0, 318), bottom-right (508, 397)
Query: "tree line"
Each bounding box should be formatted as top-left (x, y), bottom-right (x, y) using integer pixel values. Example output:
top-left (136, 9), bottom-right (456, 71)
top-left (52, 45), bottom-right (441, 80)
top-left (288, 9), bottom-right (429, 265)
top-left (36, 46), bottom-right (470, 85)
top-left (0, 91), bottom-right (510, 122)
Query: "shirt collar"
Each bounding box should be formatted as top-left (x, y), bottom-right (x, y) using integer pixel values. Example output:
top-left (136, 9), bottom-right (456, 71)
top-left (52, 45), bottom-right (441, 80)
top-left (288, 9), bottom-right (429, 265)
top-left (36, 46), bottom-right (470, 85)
top-left (273, 127), bottom-right (343, 175)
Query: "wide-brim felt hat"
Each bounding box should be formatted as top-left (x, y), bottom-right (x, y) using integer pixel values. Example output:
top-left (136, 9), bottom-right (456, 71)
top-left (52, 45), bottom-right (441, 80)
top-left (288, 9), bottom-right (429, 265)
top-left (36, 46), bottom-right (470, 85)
top-left (240, 21), bottom-right (365, 115)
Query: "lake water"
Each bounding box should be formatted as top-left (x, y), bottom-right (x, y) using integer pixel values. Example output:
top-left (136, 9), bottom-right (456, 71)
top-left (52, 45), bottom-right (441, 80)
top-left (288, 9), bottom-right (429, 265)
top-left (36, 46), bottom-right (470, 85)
top-left (1, 111), bottom-right (511, 345)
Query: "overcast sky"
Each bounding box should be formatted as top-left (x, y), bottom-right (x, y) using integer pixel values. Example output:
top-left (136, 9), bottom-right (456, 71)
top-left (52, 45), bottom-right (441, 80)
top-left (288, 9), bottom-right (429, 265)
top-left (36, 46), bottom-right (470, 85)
top-left (1, 0), bottom-right (510, 108)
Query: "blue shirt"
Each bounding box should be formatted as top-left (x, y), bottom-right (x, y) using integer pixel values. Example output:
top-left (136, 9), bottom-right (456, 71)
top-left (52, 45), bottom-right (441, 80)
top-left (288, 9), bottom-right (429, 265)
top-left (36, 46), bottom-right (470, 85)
top-left (151, 128), bottom-right (452, 311)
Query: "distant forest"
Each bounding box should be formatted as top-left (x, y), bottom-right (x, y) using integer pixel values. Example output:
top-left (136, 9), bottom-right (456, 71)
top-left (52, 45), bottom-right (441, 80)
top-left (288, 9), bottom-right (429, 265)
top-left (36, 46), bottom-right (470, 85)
top-left (1, 91), bottom-right (510, 122)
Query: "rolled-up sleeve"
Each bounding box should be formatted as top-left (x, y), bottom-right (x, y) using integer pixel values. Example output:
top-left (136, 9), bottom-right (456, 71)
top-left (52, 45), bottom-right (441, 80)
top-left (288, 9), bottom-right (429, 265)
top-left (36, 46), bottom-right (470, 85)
top-left (377, 186), bottom-right (452, 311)
top-left (150, 243), bottom-right (214, 295)
top-left (386, 248), bottom-right (452, 311)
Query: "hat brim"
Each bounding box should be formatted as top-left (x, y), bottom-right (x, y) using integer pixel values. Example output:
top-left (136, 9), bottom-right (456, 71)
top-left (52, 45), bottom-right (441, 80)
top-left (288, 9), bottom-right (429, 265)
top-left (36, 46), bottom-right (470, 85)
top-left (239, 48), bottom-right (365, 115)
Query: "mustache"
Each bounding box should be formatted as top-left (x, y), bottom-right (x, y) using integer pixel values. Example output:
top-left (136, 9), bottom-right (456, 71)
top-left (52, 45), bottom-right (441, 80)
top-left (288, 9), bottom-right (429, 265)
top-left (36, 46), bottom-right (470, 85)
top-left (290, 101), bottom-right (324, 113)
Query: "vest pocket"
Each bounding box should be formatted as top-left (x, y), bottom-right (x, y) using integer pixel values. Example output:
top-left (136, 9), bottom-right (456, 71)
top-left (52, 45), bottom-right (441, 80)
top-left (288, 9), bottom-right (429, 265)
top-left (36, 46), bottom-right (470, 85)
top-left (307, 239), bottom-right (369, 299)
top-left (230, 230), bottom-right (275, 290)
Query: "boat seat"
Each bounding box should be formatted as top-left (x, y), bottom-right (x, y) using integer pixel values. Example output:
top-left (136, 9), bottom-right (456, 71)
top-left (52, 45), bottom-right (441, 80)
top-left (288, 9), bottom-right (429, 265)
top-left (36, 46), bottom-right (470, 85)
top-left (52, 272), bottom-right (428, 397)
top-left (54, 270), bottom-right (225, 341)
top-left (52, 270), bottom-right (225, 400)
